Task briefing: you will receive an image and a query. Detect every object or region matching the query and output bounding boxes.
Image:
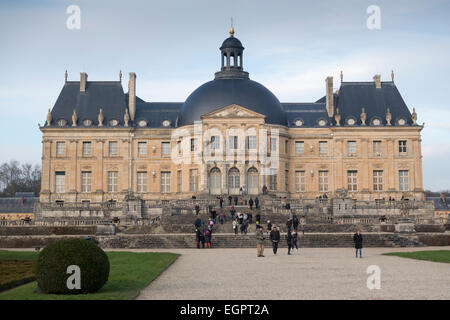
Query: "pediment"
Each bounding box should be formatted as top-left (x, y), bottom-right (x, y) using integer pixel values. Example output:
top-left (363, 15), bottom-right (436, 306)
top-left (201, 104), bottom-right (266, 120)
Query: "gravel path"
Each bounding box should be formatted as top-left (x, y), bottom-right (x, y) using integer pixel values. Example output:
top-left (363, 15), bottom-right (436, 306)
top-left (134, 246), bottom-right (450, 300)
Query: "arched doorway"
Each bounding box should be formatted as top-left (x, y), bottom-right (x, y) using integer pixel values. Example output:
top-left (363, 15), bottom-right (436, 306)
top-left (209, 167), bottom-right (222, 195)
top-left (228, 167), bottom-right (240, 195)
top-left (247, 167), bottom-right (259, 195)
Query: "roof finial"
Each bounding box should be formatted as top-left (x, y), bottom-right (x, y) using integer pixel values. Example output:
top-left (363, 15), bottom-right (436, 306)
top-left (230, 17), bottom-right (234, 37)
top-left (119, 70), bottom-right (122, 82)
top-left (340, 70), bottom-right (343, 82)
top-left (391, 69), bottom-right (394, 82)
top-left (65, 70), bottom-right (68, 82)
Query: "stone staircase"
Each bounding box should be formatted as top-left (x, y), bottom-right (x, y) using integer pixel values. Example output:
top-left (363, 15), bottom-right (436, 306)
top-left (95, 232), bottom-right (426, 249)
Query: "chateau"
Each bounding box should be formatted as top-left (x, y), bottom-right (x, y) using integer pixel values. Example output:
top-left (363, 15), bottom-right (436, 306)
top-left (39, 28), bottom-right (425, 209)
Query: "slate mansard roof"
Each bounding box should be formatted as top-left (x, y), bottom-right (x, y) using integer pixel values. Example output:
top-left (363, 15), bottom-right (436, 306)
top-left (44, 78), bottom-right (415, 129)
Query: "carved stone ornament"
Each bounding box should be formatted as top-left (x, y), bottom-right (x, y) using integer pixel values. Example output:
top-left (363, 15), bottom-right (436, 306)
top-left (46, 108), bottom-right (52, 126)
top-left (360, 107), bottom-right (366, 125)
top-left (124, 108), bottom-right (130, 127)
top-left (411, 108), bottom-right (417, 125)
top-left (72, 109), bottom-right (77, 127)
top-left (98, 108), bottom-right (104, 127)
top-left (334, 108), bottom-right (341, 126)
top-left (386, 108), bottom-right (392, 125)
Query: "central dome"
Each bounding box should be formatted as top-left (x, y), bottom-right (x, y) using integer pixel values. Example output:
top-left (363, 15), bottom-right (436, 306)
top-left (178, 78), bottom-right (287, 126)
top-left (177, 30), bottom-right (287, 127)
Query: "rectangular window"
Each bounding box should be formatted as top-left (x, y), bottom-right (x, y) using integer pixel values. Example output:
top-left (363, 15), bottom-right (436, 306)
top-left (399, 140), bottom-right (407, 154)
top-left (190, 138), bottom-right (197, 152)
top-left (319, 170), bottom-right (329, 192)
top-left (295, 141), bottom-right (304, 154)
top-left (285, 140), bottom-right (288, 153)
top-left (161, 171), bottom-right (171, 193)
top-left (373, 170), bottom-right (383, 191)
top-left (56, 142), bottom-right (65, 156)
top-left (137, 171), bottom-right (147, 193)
top-left (82, 142), bottom-right (91, 156)
top-left (109, 141), bottom-right (118, 155)
top-left (248, 136), bottom-right (257, 150)
top-left (269, 175), bottom-right (277, 191)
top-left (161, 142), bottom-right (171, 155)
top-left (107, 171), bottom-right (118, 193)
top-left (347, 141), bottom-right (356, 155)
top-left (319, 141), bottom-right (327, 155)
top-left (285, 170), bottom-right (289, 192)
top-left (210, 136), bottom-right (220, 149)
top-left (295, 171), bottom-right (306, 192)
top-left (138, 142), bottom-right (147, 155)
top-left (55, 171), bottom-right (65, 193)
top-left (347, 170), bottom-right (358, 192)
top-left (373, 140), bottom-right (381, 155)
top-left (177, 170), bottom-right (182, 192)
top-left (229, 136), bottom-right (238, 149)
top-left (270, 137), bottom-right (277, 152)
top-left (189, 169), bottom-right (198, 192)
top-left (81, 171), bottom-right (91, 193)
top-left (399, 170), bottom-right (409, 191)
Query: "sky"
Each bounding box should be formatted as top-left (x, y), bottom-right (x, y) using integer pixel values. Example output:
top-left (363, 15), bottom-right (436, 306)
top-left (0, 0), bottom-right (449, 191)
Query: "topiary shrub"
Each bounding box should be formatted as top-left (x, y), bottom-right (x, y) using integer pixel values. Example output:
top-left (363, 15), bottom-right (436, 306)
top-left (36, 238), bottom-right (109, 294)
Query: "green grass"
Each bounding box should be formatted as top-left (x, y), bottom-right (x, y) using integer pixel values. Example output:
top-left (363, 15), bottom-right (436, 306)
top-left (383, 250), bottom-right (450, 264)
top-left (0, 250), bottom-right (179, 300)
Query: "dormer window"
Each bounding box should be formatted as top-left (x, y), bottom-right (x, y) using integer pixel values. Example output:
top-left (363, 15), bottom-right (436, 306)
top-left (109, 119), bottom-right (119, 126)
top-left (57, 119), bottom-right (67, 127)
top-left (138, 120), bottom-right (147, 127)
top-left (83, 119), bottom-right (92, 126)
top-left (162, 120), bottom-right (171, 127)
top-left (397, 118), bottom-right (406, 126)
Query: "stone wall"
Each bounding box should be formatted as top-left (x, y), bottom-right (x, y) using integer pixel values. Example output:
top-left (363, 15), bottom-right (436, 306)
top-left (0, 226), bottom-right (96, 236)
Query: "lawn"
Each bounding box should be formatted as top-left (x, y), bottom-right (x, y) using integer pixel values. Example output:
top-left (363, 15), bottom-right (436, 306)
top-left (383, 250), bottom-right (450, 264)
top-left (0, 250), bottom-right (179, 300)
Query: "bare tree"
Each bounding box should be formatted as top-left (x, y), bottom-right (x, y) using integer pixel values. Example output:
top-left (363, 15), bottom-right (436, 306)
top-left (0, 161), bottom-right (41, 197)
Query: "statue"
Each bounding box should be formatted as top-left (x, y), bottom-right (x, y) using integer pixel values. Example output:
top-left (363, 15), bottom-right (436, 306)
top-left (334, 107), bottom-right (341, 126)
top-left (65, 70), bottom-right (68, 82)
top-left (119, 70), bottom-right (122, 81)
top-left (46, 108), bottom-right (52, 126)
top-left (391, 70), bottom-right (394, 82)
top-left (360, 107), bottom-right (366, 125)
top-left (340, 70), bottom-right (343, 82)
top-left (412, 108), bottom-right (417, 125)
top-left (386, 108), bottom-right (392, 125)
top-left (124, 108), bottom-right (130, 127)
top-left (98, 108), bottom-right (104, 127)
top-left (72, 109), bottom-right (77, 127)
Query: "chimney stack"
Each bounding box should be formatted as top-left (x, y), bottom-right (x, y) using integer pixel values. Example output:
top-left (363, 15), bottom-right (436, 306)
top-left (373, 74), bottom-right (381, 89)
top-left (128, 72), bottom-right (136, 121)
top-left (80, 72), bottom-right (88, 92)
top-left (325, 76), bottom-right (334, 117)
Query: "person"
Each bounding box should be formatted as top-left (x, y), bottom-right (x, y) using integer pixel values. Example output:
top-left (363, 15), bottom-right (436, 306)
top-left (262, 185), bottom-right (268, 194)
top-left (256, 225), bottom-right (265, 257)
top-left (195, 203), bottom-right (200, 215)
top-left (228, 195), bottom-right (233, 206)
top-left (238, 212), bottom-right (243, 225)
top-left (194, 215), bottom-right (202, 230)
top-left (286, 218), bottom-right (292, 230)
top-left (219, 212), bottom-right (225, 225)
top-left (248, 212), bottom-right (253, 224)
top-left (239, 186), bottom-right (243, 195)
top-left (210, 207), bottom-right (217, 224)
top-left (240, 220), bottom-right (246, 234)
top-left (230, 206), bottom-right (236, 221)
top-left (205, 228), bottom-right (212, 248)
top-left (292, 229), bottom-right (298, 252)
top-left (249, 198), bottom-right (254, 210)
top-left (243, 212), bottom-right (248, 225)
top-left (196, 228), bottom-right (202, 249)
top-left (353, 230), bottom-right (363, 258)
top-left (219, 196), bottom-right (224, 208)
top-left (208, 218), bottom-right (214, 229)
top-left (293, 215), bottom-right (299, 231)
top-left (256, 213), bottom-right (261, 225)
top-left (270, 225), bottom-right (280, 255)
top-left (242, 185), bottom-right (247, 195)
top-left (267, 220), bottom-right (272, 232)
top-left (234, 196), bottom-right (238, 206)
top-left (286, 228), bottom-right (293, 255)
top-left (232, 218), bottom-right (239, 235)
top-left (255, 197), bottom-right (259, 209)
top-left (244, 218), bottom-right (249, 234)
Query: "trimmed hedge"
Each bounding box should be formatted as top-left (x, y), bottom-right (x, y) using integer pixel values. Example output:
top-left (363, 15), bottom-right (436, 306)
top-left (0, 260), bottom-right (36, 292)
top-left (36, 238), bottom-right (109, 294)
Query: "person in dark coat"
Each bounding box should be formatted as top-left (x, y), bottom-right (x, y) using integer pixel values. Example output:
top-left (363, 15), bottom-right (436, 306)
top-left (196, 228), bottom-right (203, 249)
top-left (286, 228), bottom-right (293, 255)
top-left (230, 206), bottom-right (236, 221)
top-left (210, 207), bottom-right (217, 224)
top-left (255, 197), bottom-right (259, 209)
top-left (248, 212), bottom-right (253, 224)
top-left (234, 196), bottom-right (238, 206)
top-left (286, 218), bottom-right (292, 230)
top-left (228, 195), bottom-right (233, 206)
top-left (249, 198), bottom-right (254, 210)
top-left (195, 203), bottom-right (200, 215)
top-left (194, 215), bottom-right (202, 230)
top-left (292, 230), bottom-right (298, 253)
top-left (353, 230), bottom-right (363, 258)
top-left (270, 226), bottom-right (280, 255)
top-left (256, 213), bottom-right (261, 225)
top-left (267, 220), bottom-right (272, 232)
top-left (293, 216), bottom-right (299, 231)
top-left (219, 196), bottom-right (224, 208)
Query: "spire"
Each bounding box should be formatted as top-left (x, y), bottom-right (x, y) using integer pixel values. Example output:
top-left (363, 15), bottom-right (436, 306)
top-left (230, 17), bottom-right (234, 37)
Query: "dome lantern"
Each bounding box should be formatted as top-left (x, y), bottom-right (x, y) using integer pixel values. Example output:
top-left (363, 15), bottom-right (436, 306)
top-left (216, 27), bottom-right (248, 79)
